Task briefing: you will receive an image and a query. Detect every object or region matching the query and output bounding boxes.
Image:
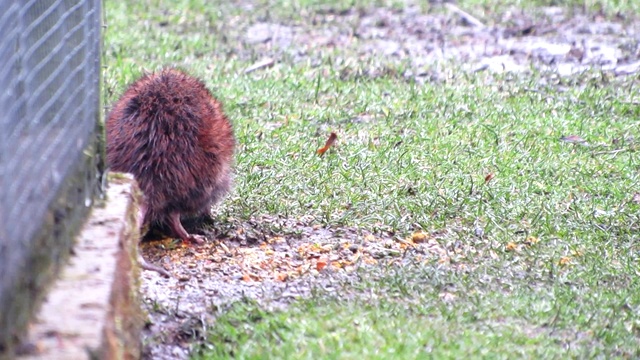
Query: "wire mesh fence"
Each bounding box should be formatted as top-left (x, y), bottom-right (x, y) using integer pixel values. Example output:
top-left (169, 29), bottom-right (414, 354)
top-left (0, 0), bottom-right (102, 351)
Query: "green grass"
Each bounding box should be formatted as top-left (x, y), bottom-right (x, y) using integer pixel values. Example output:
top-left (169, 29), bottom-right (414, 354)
top-left (105, 0), bottom-right (640, 358)
top-left (198, 266), bottom-right (640, 359)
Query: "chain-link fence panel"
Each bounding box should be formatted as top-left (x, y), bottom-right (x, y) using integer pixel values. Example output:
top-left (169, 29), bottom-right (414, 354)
top-left (0, 0), bottom-right (103, 352)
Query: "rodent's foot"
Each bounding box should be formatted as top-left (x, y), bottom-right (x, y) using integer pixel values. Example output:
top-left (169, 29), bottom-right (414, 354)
top-left (168, 212), bottom-right (207, 246)
top-left (185, 234), bottom-right (206, 245)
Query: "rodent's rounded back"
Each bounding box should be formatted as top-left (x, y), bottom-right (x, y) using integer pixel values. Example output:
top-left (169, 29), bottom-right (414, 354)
top-left (106, 68), bottom-right (235, 220)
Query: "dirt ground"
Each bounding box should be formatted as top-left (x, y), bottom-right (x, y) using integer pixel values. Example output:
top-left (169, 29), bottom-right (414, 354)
top-left (237, 4), bottom-right (640, 78)
top-left (139, 4), bottom-right (640, 359)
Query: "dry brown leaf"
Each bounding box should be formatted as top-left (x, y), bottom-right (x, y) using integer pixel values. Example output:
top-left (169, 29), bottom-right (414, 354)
top-left (317, 132), bottom-right (337, 156)
top-left (484, 173), bottom-right (495, 183)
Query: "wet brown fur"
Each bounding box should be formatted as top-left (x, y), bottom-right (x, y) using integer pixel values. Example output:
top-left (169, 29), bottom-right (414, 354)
top-left (106, 68), bottom-right (234, 242)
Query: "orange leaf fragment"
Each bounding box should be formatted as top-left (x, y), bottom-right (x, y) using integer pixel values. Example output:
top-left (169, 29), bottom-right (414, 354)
top-left (505, 242), bottom-right (518, 251)
top-left (316, 258), bottom-right (328, 271)
top-left (275, 272), bottom-right (288, 282)
top-left (364, 257), bottom-right (378, 265)
top-left (559, 256), bottom-right (572, 265)
top-left (317, 132), bottom-right (337, 156)
top-left (524, 236), bottom-right (539, 246)
top-left (363, 234), bottom-right (376, 242)
top-left (411, 231), bottom-right (429, 243)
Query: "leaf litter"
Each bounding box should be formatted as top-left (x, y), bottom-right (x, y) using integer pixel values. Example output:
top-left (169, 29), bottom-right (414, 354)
top-left (139, 214), bottom-right (471, 359)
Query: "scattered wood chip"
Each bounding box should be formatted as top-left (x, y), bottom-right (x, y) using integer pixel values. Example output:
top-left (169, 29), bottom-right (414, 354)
top-left (439, 292), bottom-right (457, 302)
top-left (445, 3), bottom-right (485, 28)
top-left (524, 236), bottom-right (539, 246)
top-left (275, 271), bottom-right (288, 282)
top-left (560, 135), bottom-right (589, 146)
top-left (244, 57), bottom-right (275, 74)
top-left (558, 256), bottom-right (572, 266)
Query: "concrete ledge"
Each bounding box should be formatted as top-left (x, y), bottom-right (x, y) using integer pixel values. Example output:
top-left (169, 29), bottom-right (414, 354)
top-left (18, 175), bottom-right (143, 360)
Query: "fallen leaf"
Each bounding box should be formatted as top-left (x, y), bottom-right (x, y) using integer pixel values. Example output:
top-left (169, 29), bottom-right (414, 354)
top-left (274, 272), bottom-right (288, 282)
top-left (484, 173), bottom-right (495, 183)
top-left (316, 258), bottom-right (328, 271)
top-left (524, 236), bottom-right (539, 246)
top-left (317, 132), bottom-right (337, 156)
top-left (505, 242), bottom-right (518, 251)
top-left (559, 256), bottom-right (572, 265)
top-left (560, 135), bottom-right (588, 146)
top-left (364, 257), bottom-right (378, 265)
top-left (411, 231), bottom-right (428, 243)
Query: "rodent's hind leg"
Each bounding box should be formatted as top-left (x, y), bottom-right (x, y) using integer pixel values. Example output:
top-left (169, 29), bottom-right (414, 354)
top-left (168, 211), bottom-right (206, 245)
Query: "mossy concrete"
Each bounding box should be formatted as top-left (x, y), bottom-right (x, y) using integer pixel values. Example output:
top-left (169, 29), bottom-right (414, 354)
top-left (16, 175), bottom-right (144, 360)
top-left (0, 133), bottom-right (104, 358)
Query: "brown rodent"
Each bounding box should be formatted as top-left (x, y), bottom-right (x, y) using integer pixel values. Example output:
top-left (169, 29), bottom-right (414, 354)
top-left (106, 68), bottom-right (235, 269)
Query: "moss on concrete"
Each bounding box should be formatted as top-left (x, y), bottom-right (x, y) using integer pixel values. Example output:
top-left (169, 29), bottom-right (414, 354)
top-left (0, 126), bottom-right (104, 357)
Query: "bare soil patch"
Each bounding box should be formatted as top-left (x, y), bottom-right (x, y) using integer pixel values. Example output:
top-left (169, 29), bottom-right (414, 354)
top-left (140, 214), bottom-right (457, 359)
top-left (241, 5), bottom-right (640, 79)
